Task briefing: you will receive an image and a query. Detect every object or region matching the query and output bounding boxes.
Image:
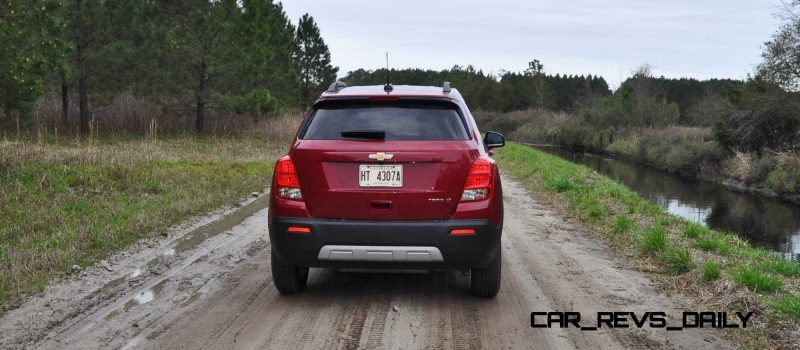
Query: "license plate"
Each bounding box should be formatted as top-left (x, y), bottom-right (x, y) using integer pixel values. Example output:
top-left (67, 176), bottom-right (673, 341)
top-left (359, 164), bottom-right (402, 187)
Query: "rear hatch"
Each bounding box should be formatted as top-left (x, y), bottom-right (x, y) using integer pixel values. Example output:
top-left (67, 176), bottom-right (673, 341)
top-left (291, 99), bottom-right (478, 221)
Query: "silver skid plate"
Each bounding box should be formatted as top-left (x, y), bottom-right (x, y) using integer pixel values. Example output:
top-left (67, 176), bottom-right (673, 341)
top-left (317, 245), bottom-right (444, 262)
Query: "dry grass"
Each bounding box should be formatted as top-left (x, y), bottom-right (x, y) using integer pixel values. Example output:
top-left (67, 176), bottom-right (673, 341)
top-left (730, 151), bottom-right (753, 182)
top-left (472, 108), bottom-right (574, 145)
top-left (0, 135), bottom-right (289, 310)
top-left (2, 133), bottom-right (291, 165)
top-left (777, 151), bottom-right (800, 171)
top-left (25, 92), bottom-right (305, 138)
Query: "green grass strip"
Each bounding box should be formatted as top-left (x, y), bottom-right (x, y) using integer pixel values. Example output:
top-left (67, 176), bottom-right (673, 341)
top-left (494, 142), bottom-right (799, 315)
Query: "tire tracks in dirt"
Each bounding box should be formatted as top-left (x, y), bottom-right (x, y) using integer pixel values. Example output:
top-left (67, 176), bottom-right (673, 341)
top-left (0, 178), bottom-right (737, 350)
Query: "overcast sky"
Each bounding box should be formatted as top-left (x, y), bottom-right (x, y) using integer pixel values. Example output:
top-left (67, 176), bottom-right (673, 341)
top-left (281, 1), bottom-right (784, 88)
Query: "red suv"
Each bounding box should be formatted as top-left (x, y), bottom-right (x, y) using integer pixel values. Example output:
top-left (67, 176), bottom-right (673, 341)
top-left (268, 82), bottom-right (505, 297)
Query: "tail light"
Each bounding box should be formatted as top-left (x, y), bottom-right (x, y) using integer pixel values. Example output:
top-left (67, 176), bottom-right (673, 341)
top-left (460, 156), bottom-right (494, 202)
top-left (276, 155), bottom-right (303, 200)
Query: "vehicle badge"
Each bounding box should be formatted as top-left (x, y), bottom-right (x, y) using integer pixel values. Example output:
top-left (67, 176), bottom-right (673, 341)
top-left (368, 152), bottom-right (394, 161)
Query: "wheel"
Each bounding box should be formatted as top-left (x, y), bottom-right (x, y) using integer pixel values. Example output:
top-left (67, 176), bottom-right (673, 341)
top-left (470, 250), bottom-right (501, 298)
top-left (271, 250), bottom-right (309, 294)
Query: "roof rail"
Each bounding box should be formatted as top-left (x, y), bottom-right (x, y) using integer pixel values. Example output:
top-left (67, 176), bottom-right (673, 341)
top-left (326, 80), bottom-right (347, 93)
top-left (443, 81), bottom-right (452, 94)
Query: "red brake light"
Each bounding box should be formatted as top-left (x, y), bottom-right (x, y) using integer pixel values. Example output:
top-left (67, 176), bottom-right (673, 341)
top-left (276, 156), bottom-right (303, 200)
top-left (461, 156), bottom-right (494, 201)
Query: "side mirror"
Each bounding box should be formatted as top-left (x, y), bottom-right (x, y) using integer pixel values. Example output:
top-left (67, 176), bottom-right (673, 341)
top-left (484, 131), bottom-right (505, 149)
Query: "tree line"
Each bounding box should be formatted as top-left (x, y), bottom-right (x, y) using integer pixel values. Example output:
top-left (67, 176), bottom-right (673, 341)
top-left (3, 0), bottom-right (799, 152)
top-left (341, 62), bottom-right (744, 126)
top-left (1, 0), bottom-right (337, 133)
top-left (342, 62), bottom-right (612, 112)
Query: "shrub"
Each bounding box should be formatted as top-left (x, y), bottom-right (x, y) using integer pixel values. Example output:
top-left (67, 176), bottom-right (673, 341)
top-left (652, 132), bottom-right (724, 172)
top-left (479, 111), bottom-right (525, 137)
top-left (732, 265), bottom-right (783, 292)
top-left (724, 151), bottom-right (752, 182)
top-left (510, 123), bottom-right (545, 144)
top-left (747, 155), bottom-right (777, 184)
top-left (510, 114), bottom-right (574, 144)
top-left (606, 127), bottom-right (724, 174)
top-left (659, 247), bottom-right (693, 274)
top-left (765, 166), bottom-right (800, 194)
top-left (474, 109), bottom-right (575, 145)
top-left (643, 140), bottom-right (668, 165)
top-left (556, 124), bottom-right (591, 148)
top-left (607, 138), bottom-right (639, 158)
top-left (701, 260), bottom-right (722, 281)
top-left (639, 227), bottom-right (667, 253)
top-left (664, 142), bottom-right (701, 170)
top-left (713, 83), bottom-right (800, 152)
top-left (777, 151), bottom-right (800, 170)
top-left (686, 93), bottom-right (734, 127)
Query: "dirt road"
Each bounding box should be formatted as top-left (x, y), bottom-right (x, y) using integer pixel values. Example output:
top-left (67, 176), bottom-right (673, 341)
top-left (0, 176), bottom-right (734, 349)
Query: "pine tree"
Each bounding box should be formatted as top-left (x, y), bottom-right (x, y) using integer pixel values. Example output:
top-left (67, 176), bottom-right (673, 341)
top-left (524, 59), bottom-right (546, 109)
top-left (294, 14), bottom-right (338, 105)
top-left (0, 0), bottom-right (68, 128)
top-left (232, 0), bottom-right (299, 110)
top-left (64, 0), bottom-right (161, 133)
top-left (159, 0), bottom-right (242, 132)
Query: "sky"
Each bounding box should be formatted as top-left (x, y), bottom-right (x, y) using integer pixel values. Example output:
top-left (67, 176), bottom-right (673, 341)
top-left (281, 0), bottom-right (784, 88)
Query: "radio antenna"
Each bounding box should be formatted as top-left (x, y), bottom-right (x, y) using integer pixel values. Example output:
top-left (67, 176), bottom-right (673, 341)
top-left (384, 52), bottom-right (393, 93)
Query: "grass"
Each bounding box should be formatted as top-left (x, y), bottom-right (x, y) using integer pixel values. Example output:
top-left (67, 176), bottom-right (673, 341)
top-left (612, 215), bottom-right (634, 234)
top-left (701, 260), bottom-right (721, 281)
top-left (659, 247), bottom-right (692, 274)
top-left (760, 257), bottom-right (800, 277)
top-left (494, 142), bottom-right (800, 347)
top-left (0, 134), bottom-right (285, 310)
top-left (772, 295), bottom-right (800, 319)
top-left (732, 265), bottom-right (783, 293)
top-left (694, 232), bottom-right (733, 256)
top-left (683, 222), bottom-right (707, 239)
top-left (639, 226), bottom-right (667, 253)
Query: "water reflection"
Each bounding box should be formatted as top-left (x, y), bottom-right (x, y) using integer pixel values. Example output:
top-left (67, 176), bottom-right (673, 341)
top-left (533, 146), bottom-right (800, 261)
top-left (132, 290), bottom-right (155, 305)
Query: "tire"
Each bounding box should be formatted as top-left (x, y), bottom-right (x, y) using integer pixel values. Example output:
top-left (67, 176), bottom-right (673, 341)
top-left (470, 250), bottom-right (502, 298)
top-left (271, 250), bottom-right (309, 294)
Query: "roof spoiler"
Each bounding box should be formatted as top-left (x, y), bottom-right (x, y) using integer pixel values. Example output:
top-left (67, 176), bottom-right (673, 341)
top-left (443, 81), bottom-right (452, 94)
top-left (326, 80), bottom-right (347, 93)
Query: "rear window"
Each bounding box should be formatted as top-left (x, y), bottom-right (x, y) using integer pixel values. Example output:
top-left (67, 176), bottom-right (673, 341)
top-left (301, 102), bottom-right (470, 141)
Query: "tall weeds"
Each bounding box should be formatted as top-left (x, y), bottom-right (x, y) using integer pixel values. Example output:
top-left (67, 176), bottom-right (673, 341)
top-left (25, 92), bottom-right (304, 138)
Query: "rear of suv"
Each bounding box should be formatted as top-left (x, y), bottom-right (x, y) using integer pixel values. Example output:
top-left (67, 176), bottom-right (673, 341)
top-left (268, 82), bottom-right (505, 297)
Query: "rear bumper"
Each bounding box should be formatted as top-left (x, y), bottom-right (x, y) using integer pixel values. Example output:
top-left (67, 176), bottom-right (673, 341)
top-left (269, 218), bottom-right (501, 269)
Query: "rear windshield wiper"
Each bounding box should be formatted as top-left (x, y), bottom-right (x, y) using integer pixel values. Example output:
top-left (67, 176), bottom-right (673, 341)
top-left (340, 129), bottom-right (386, 140)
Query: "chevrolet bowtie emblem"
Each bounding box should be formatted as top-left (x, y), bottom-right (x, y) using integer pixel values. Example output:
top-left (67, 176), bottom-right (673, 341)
top-left (368, 152), bottom-right (394, 161)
